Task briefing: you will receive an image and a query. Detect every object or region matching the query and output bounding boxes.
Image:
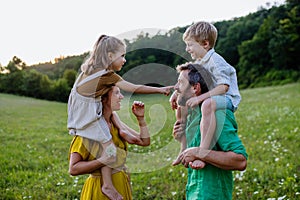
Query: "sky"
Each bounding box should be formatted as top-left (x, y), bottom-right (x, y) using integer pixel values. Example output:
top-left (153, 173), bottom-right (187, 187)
top-left (0, 0), bottom-right (285, 66)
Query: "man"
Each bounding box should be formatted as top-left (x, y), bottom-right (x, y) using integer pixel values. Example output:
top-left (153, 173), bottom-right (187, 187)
top-left (173, 63), bottom-right (248, 200)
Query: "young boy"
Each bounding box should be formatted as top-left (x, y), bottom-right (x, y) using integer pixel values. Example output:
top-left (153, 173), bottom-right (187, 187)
top-left (171, 21), bottom-right (241, 169)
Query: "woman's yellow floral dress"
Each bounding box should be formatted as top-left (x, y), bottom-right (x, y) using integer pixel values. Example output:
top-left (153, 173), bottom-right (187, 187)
top-left (69, 124), bottom-right (132, 200)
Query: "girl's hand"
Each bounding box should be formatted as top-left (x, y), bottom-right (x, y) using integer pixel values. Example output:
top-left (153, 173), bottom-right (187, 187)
top-left (161, 85), bottom-right (174, 96)
top-left (131, 101), bottom-right (145, 118)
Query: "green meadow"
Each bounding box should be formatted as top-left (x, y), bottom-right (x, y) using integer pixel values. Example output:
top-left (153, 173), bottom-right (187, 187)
top-left (0, 83), bottom-right (299, 200)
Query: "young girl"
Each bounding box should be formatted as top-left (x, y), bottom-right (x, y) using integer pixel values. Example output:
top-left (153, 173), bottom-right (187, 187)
top-left (67, 35), bottom-right (172, 200)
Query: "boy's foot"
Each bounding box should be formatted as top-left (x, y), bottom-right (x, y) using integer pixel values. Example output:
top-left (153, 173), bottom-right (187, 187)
top-left (189, 159), bottom-right (206, 169)
top-left (102, 185), bottom-right (123, 200)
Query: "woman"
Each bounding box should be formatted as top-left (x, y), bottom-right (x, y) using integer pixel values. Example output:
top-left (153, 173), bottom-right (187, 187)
top-left (69, 85), bottom-right (150, 200)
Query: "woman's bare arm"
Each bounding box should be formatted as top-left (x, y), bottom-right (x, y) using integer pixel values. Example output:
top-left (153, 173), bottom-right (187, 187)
top-left (69, 152), bottom-right (105, 176)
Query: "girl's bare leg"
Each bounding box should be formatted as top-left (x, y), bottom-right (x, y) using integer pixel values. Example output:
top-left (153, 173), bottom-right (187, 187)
top-left (101, 166), bottom-right (123, 200)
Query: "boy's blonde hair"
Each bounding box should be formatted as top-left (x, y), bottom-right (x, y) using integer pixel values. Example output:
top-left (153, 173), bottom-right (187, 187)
top-left (183, 21), bottom-right (218, 48)
top-left (81, 35), bottom-right (126, 75)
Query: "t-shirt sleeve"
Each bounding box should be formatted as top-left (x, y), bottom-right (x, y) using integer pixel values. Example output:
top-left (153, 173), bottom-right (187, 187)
top-left (77, 71), bottom-right (123, 97)
top-left (94, 72), bottom-right (123, 97)
top-left (69, 136), bottom-right (90, 160)
top-left (99, 71), bottom-right (123, 84)
top-left (214, 110), bottom-right (248, 159)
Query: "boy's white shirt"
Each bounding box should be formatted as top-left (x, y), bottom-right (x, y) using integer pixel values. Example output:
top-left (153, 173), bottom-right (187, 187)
top-left (195, 48), bottom-right (241, 110)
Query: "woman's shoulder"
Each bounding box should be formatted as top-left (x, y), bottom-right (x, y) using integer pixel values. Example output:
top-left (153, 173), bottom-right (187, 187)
top-left (69, 136), bottom-right (102, 160)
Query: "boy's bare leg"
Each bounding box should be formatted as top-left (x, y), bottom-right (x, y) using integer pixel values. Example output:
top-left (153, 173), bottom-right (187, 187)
top-left (172, 106), bottom-right (187, 166)
top-left (190, 98), bottom-right (216, 169)
top-left (101, 166), bottom-right (123, 200)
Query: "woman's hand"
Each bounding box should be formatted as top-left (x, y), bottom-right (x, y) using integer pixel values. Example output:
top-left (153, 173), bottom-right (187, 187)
top-left (131, 101), bottom-right (145, 118)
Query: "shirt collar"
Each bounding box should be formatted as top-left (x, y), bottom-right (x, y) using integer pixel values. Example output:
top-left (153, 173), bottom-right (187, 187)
top-left (196, 48), bottom-right (215, 65)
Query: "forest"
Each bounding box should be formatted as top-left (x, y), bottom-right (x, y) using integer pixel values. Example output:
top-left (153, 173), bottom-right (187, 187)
top-left (0, 0), bottom-right (299, 103)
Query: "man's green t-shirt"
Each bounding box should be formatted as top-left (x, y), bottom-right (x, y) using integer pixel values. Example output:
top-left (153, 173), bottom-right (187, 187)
top-left (185, 106), bottom-right (248, 200)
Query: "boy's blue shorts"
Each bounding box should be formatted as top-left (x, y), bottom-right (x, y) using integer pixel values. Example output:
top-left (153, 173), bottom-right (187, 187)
top-left (211, 95), bottom-right (235, 112)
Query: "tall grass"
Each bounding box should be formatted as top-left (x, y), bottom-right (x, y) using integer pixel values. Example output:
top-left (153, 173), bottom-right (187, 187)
top-left (0, 83), bottom-right (299, 199)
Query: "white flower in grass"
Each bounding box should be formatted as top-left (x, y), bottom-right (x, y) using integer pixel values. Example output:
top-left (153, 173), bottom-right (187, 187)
top-left (278, 195), bottom-right (286, 200)
top-left (275, 158), bottom-right (279, 162)
top-left (253, 191), bottom-right (259, 195)
top-left (171, 191), bottom-right (177, 196)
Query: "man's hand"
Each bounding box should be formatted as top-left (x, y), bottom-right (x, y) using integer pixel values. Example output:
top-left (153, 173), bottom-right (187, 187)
top-left (179, 147), bottom-right (209, 168)
top-left (169, 91), bottom-right (178, 110)
top-left (172, 120), bottom-right (185, 141)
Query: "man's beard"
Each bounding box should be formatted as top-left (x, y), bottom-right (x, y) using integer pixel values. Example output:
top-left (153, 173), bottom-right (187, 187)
top-left (177, 94), bottom-right (189, 107)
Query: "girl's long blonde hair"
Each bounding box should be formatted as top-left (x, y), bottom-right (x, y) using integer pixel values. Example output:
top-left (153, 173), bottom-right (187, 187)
top-left (81, 35), bottom-right (125, 75)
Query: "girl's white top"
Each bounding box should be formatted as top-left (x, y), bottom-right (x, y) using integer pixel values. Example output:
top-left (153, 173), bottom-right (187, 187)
top-left (67, 70), bottom-right (112, 143)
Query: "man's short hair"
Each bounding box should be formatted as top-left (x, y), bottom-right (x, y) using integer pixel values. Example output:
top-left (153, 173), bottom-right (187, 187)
top-left (176, 62), bottom-right (213, 94)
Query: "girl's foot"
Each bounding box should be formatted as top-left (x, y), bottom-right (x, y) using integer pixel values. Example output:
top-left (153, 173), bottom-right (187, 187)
top-left (102, 185), bottom-right (123, 200)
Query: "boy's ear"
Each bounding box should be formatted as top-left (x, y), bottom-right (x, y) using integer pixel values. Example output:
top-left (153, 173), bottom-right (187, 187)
top-left (202, 40), bottom-right (210, 50)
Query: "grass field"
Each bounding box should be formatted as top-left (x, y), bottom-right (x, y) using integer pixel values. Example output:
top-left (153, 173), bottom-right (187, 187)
top-left (0, 83), bottom-right (299, 200)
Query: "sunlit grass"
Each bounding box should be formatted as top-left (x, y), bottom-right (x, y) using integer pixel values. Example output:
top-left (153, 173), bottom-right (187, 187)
top-left (0, 83), bottom-right (299, 199)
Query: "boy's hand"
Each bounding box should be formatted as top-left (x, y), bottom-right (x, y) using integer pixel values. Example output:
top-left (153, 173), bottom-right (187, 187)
top-left (169, 91), bottom-right (178, 110)
top-left (186, 96), bottom-right (201, 108)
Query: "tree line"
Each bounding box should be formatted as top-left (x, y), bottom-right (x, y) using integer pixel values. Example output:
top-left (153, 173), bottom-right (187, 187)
top-left (0, 0), bottom-right (299, 102)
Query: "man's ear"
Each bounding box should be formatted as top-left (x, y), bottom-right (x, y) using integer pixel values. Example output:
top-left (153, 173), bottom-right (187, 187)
top-left (193, 83), bottom-right (201, 95)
